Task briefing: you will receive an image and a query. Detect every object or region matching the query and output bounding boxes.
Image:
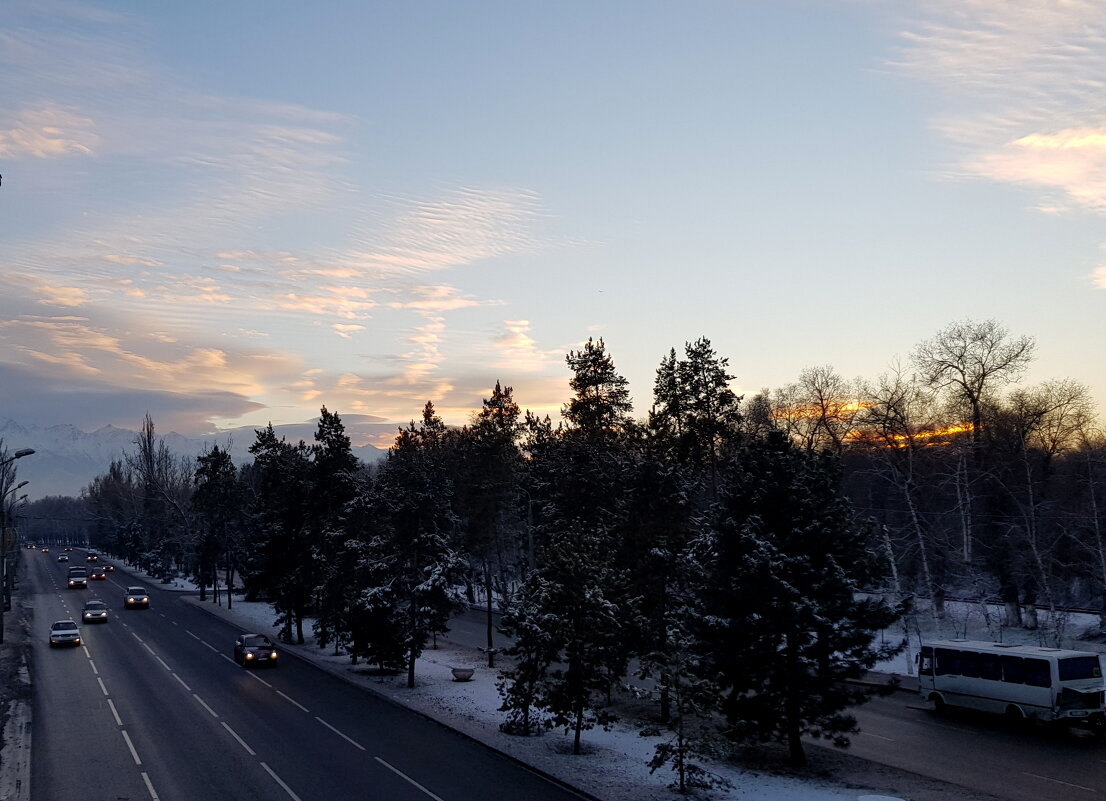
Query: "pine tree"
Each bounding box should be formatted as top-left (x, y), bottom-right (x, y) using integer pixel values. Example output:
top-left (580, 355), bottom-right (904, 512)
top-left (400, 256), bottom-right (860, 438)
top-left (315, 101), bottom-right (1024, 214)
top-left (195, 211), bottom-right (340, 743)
top-left (698, 432), bottom-right (902, 766)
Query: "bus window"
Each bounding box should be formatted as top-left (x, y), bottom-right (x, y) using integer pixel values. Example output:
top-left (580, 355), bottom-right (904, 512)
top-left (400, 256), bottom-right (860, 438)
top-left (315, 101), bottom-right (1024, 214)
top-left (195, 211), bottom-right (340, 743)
top-left (979, 653), bottom-right (1002, 681)
top-left (936, 648), bottom-right (961, 675)
top-left (1059, 656), bottom-right (1102, 681)
top-left (1024, 658), bottom-right (1050, 687)
top-left (960, 651), bottom-right (981, 678)
top-left (1000, 655), bottom-right (1026, 684)
top-left (918, 649), bottom-right (934, 676)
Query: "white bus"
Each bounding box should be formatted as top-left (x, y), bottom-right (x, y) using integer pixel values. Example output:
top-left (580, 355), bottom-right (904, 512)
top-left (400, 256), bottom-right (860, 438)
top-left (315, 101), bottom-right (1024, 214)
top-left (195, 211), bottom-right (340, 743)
top-left (918, 639), bottom-right (1105, 727)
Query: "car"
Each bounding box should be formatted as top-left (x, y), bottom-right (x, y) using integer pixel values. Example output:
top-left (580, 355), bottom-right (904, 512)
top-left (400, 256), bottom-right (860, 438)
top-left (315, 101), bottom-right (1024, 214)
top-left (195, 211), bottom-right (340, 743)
top-left (49, 620), bottom-right (81, 647)
top-left (124, 587), bottom-right (150, 609)
top-left (67, 568), bottom-right (89, 588)
top-left (233, 634), bottom-right (279, 667)
top-left (86, 552), bottom-right (100, 563)
top-left (89, 566), bottom-right (107, 581)
top-left (57, 554), bottom-right (68, 562)
top-left (81, 600), bottom-right (109, 623)
top-left (64, 547), bottom-right (73, 551)
top-left (103, 563), bottom-right (115, 573)
top-left (41, 547), bottom-right (49, 553)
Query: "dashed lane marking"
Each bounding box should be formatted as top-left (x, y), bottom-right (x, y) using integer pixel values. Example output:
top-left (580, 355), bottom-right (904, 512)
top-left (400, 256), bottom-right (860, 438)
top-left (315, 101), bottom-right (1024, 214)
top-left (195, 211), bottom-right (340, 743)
top-left (1021, 773), bottom-right (1096, 793)
top-left (374, 756), bottom-right (446, 801)
top-left (247, 672), bottom-right (272, 688)
top-left (141, 771), bottom-right (161, 801)
top-left (276, 690), bottom-right (309, 713)
top-left (155, 656), bottom-right (172, 671)
top-left (89, 659), bottom-right (99, 676)
top-left (315, 716), bottom-right (365, 751)
top-left (260, 762), bottom-right (304, 801)
top-left (171, 673), bottom-right (192, 692)
top-left (96, 677), bottom-right (109, 696)
top-left (120, 729), bottom-right (142, 765)
top-left (193, 693), bottom-right (219, 718)
top-left (220, 721), bottom-right (256, 756)
top-left (860, 731), bottom-right (894, 742)
top-left (107, 698), bottom-right (123, 726)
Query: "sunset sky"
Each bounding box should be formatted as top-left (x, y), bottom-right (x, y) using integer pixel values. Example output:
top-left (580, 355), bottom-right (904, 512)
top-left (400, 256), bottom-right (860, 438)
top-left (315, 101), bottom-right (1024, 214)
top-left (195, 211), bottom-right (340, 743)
top-left (1, 1), bottom-right (1104, 447)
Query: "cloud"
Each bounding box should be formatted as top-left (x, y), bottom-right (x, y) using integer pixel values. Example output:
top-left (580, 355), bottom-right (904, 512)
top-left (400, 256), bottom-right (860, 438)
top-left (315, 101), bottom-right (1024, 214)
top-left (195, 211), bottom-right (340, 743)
top-left (970, 128), bottom-right (1106, 212)
top-left (332, 324), bottom-right (364, 338)
top-left (0, 103), bottom-right (98, 158)
top-left (6, 273), bottom-right (90, 307)
top-left (891, 2), bottom-right (1106, 214)
top-left (493, 320), bottom-right (560, 373)
top-left (386, 284), bottom-right (485, 313)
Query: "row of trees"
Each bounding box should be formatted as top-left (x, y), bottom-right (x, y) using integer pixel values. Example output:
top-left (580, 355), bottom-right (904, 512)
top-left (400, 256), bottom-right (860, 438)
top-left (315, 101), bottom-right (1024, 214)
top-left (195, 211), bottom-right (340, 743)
top-left (72, 319), bottom-right (1105, 788)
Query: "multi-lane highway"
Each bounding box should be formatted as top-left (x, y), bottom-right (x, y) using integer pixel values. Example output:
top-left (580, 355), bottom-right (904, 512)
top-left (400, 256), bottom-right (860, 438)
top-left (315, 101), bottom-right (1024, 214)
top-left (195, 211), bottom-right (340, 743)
top-left (25, 550), bottom-right (589, 801)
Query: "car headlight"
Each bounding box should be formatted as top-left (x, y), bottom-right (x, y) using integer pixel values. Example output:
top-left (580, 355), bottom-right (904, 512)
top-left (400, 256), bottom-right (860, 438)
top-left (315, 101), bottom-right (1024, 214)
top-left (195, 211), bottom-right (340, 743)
top-left (245, 652), bottom-right (254, 659)
top-left (270, 651), bottom-right (278, 659)
top-left (74, 637), bottom-right (80, 644)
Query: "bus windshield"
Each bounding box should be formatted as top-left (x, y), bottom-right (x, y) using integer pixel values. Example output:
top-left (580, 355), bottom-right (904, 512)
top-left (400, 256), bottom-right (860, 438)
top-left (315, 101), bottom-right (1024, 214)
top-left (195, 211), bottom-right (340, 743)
top-left (1058, 656), bottom-right (1102, 681)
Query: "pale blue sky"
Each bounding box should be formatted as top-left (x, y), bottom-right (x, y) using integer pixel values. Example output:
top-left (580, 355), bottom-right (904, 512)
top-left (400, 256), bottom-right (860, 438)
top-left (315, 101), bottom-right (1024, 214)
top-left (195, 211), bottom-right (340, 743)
top-left (1, 1), bottom-right (1103, 444)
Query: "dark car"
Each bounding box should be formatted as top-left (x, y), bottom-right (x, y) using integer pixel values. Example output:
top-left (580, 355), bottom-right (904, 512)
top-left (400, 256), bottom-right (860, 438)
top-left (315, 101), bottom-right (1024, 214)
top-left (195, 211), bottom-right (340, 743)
top-left (57, 554), bottom-right (68, 562)
top-left (89, 566), bottom-right (107, 581)
top-left (86, 552), bottom-right (100, 563)
top-left (124, 587), bottom-right (150, 609)
top-left (82, 600), bottom-right (109, 623)
top-left (233, 634), bottom-right (279, 667)
top-left (103, 563), bottom-right (115, 573)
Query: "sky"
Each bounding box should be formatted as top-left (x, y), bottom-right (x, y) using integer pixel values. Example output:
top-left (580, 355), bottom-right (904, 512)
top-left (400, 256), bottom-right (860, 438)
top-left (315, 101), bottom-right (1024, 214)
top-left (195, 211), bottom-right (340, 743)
top-left (1, 0), bottom-right (1104, 448)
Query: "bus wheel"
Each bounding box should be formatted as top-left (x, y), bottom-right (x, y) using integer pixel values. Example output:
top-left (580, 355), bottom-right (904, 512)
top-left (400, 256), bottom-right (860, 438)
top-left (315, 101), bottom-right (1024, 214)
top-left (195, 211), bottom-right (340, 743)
top-left (929, 694), bottom-right (946, 714)
top-left (1004, 705), bottom-right (1026, 726)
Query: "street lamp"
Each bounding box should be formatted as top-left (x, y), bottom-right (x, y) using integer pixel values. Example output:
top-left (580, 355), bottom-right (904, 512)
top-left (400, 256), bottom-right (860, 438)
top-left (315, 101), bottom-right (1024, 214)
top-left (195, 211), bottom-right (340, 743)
top-left (0, 448), bottom-right (34, 467)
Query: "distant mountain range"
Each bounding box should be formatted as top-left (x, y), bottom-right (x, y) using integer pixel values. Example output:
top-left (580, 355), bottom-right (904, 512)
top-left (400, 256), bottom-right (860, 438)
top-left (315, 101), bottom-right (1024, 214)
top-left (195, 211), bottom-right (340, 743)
top-left (0, 418), bottom-right (387, 500)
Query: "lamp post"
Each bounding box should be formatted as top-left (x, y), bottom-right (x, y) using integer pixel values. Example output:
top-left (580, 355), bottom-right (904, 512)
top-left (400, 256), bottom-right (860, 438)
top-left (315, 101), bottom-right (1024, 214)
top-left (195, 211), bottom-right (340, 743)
top-left (0, 447), bottom-right (34, 645)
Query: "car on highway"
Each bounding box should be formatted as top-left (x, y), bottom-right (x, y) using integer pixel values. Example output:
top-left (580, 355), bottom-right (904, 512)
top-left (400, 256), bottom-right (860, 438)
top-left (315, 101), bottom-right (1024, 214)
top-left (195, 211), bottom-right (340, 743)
top-left (233, 634), bottom-right (279, 667)
top-left (103, 563), bottom-right (115, 573)
top-left (86, 552), bottom-right (100, 563)
top-left (40, 547), bottom-right (48, 552)
top-left (90, 566), bottom-right (107, 581)
top-left (48, 620), bottom-right (81, 647)
top-left (67, 568), bottom-right (89, 589)
top-left (64, 547), bottom-right (73, 551)
top-left (124, 587), bottom-right (150, 609)
top-left (81, 600), bottom-right (109, 623)
top-left (57, 554), bottom-right (68, 562)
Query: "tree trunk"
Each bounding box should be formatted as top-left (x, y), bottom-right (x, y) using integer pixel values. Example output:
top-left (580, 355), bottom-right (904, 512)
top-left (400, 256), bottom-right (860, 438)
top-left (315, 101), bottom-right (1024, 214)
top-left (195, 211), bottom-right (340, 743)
top-left (573, 705), bottom-right (583, 755)
top-left (485, 560), bottom-right (495, 668)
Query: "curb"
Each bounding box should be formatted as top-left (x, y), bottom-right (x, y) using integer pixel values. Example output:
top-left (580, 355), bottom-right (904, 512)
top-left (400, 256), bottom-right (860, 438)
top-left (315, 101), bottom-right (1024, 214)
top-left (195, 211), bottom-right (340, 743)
top-left (180, 594), bottom-right (604, 801)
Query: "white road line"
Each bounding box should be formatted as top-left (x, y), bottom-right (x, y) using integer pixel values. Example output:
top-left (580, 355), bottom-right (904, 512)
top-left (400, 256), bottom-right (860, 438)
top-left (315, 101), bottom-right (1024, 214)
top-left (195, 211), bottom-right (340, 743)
top-left (131, 632), bottom-right (144, 644)
top-left (106, 698), bottom-right (122, 726)
top-left (192, 694), bottom-right (219, 718)
top-left (120, 729), bottom-right (142, 765)
top-left (82, 645), bottom-right (91, 657)
top-left (171, 673), bottom-right (192, 692)
top-left (374, 757), bottom-right (446, 801)
top-left (96, 677), bottom-right (109, 697)
top-left (141, 771), bottom-right (161, 801)
top-left (1021, 772), bottom-right (1096, 793)
top-left (860, 731), bottom-right (894, 742)
top-left (143, 643), bottom-right (157, 656)
top-left (171, 621), bottom-right (179, 626)
top-left (202, 641), bottom-right (218, 652)
top-left (186, 630), bottom-right (201, 640)
top-left (219, 654), bottom-right (236, 664)
top-left (247, 672), bottom-right (272, 688)
top-left (260, 762), bottom-right (304, 801)
top-left (277, 690), bottom-right (309, 713)
top-left (220, 721), bottom-right (257, 755)
top-left (155, 656), bottom-right (172, 671)
top-left (315, 716), bottom-right (366, 751)
top-left (88, 659), bottom-right (99, 676)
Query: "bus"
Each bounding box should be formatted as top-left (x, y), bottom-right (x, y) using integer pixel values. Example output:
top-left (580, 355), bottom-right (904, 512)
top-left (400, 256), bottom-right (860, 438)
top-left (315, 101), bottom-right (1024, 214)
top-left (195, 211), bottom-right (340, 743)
top-left (918, 639), bottom-right (1105, 727)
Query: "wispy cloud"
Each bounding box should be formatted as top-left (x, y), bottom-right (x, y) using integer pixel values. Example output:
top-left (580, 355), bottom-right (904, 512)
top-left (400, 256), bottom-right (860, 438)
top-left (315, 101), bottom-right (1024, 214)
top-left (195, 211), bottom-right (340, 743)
top-left (493, 319), bottom-right (560, 373)
top-left (0, 103), bottom-right (98, 158)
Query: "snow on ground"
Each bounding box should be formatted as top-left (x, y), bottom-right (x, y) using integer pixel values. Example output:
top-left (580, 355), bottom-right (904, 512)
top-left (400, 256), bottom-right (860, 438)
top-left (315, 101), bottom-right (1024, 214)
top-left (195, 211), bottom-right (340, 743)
top-left (113, 560), bottom-right (1008, 801)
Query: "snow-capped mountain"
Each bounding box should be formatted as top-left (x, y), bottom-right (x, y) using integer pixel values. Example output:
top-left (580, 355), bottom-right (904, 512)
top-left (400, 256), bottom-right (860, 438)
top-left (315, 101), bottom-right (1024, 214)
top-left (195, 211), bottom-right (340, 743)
top-left (0, 419), bottom-right (387, 500)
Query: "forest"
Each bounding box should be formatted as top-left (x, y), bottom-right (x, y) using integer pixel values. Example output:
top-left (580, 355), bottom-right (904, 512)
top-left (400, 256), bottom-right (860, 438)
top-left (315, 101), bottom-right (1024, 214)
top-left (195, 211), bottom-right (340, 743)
top-left (12, 318), bottom-right (1106, 783)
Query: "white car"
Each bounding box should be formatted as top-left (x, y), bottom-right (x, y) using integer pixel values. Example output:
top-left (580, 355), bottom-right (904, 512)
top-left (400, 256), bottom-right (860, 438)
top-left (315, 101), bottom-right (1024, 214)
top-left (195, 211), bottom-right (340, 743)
top-left (49, 620), bottom-right (81, 647)
top-left (82, 600), bottom-right (109, 623)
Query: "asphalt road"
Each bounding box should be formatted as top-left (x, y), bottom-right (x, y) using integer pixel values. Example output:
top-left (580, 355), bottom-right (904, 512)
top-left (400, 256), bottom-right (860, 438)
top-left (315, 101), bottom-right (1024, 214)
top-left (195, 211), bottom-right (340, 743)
top-left (25, 551), bottom-right (590, 801)
top-left (823, 682), bottom-right (1106, 801)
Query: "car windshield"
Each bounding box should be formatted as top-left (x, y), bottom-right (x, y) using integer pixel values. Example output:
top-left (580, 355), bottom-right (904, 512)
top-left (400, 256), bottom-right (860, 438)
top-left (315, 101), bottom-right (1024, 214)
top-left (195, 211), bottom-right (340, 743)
top-left (243, 636), bottom-right (272, 647)
top-left (128, 588), bottom-right (145, 594)
top-left (84, 602), bottom-right (105, 609)
top-left (51, 622), bottom-right (74, 630)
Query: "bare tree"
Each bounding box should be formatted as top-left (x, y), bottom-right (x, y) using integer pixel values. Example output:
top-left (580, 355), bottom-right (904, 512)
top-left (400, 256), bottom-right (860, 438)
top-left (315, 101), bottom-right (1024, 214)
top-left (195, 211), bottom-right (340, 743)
top-left (912, 319), bottom-right (1035, 451)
